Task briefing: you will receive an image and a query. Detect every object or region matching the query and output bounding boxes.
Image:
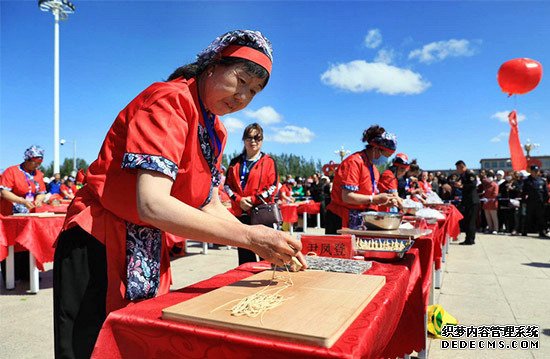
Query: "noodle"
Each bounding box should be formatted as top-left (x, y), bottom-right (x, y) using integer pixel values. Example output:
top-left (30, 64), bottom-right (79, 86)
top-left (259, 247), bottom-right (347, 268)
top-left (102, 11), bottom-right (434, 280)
top-left (211, 265), bottom-right (294, 324)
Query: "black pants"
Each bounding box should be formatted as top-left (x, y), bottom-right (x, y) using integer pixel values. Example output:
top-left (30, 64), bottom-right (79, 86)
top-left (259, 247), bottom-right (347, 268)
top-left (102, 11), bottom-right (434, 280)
top-left (500, 207), bottom-right (516, 233)
top-left (524, 202), bottom-right (546, 235)
top-left (53, 226), bottom-right (108, 359)
top-left (236, 214), bottom-right (258, 265)
top-left (324, 209), bottom-right (342, 235)
top-left (461, 203), bottom-right (479, 243)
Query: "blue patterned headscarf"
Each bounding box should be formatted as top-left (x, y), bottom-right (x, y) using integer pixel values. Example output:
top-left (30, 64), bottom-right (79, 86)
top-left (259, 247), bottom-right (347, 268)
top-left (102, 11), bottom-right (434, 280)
top-left (197, 30), bottom-right (273, 71)
top-left (24, 145), bottom-right (45, 161)
top-left (369, 131), bottom-right (397, 154)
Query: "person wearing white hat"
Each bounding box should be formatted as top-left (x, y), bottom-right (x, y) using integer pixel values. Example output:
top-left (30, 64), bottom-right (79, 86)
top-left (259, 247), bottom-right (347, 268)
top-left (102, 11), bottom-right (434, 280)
top-left (496, 170), bottom-right (505, 185)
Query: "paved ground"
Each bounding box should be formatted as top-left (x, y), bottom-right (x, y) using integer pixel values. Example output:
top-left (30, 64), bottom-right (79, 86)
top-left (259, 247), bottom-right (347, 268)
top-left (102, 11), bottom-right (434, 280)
top-left (1, 229), bottom-right (549, 358)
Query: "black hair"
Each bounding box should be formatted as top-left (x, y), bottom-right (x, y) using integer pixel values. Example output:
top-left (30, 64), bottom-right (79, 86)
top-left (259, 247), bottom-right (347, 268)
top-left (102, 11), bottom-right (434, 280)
top-left (361, 124), bottom-right (385, 144)
top-left (241, 122), bottom-right (264, 154)
top-left (166, 57), bottom-right (269, 87)
top-left (455, 160), bottom-right (466, 167)
top-left (242, 122), bottom-right (264, 141)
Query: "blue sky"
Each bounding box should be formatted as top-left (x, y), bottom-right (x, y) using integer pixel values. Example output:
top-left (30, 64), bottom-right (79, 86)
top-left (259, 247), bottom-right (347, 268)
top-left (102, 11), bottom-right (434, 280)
top-left (2, 1), bottom-right (549, 172)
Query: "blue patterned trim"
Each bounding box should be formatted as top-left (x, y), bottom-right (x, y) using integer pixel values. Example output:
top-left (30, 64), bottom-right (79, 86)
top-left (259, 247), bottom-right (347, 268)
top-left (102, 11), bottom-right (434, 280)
top-left (348, 210), bottom-right (363, 230)
top-left (121, 153), bottom-right (178, 180)
top-left (125, 222), bottom-right (161, 300)
top-left (0, 186), bottom-right (12, 191)
top-left (224, 184), bottom-right (235, 198)
top-left (198, 123), bottom-right (222, 208)
top-left (13, 203), bottom-right (29, 214)
top-left (342, 184), bottom-right (359, 192)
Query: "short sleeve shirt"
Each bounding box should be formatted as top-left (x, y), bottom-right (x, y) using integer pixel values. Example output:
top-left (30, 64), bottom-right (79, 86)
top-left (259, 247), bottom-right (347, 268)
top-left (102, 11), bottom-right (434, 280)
top-left (0, 164), bottom-right (46, 215)
top-left (327, 150), bottom-right (379, 225)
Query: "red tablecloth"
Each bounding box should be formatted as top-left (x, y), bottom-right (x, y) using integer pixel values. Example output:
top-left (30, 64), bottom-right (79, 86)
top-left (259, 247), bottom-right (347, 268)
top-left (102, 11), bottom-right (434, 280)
top-left (411, 232), bottom-right (435, 308)
top-left (297, 201), bottom-right (321, 215)
top-left (280, 204), bottom-right (299, 223)
top-left (93, 251), bottom-right (424, 359)
top-left (443, 205), bottom-right (463, 240)
top-left (0, 215), bottom-right (65, 270)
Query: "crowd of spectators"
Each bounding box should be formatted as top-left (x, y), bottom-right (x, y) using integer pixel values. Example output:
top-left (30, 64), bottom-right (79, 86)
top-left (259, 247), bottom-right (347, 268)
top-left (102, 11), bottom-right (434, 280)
top-left (220, 161), bottom-right (550, 238)
top-left (398, 164), bottom-right (550, 238)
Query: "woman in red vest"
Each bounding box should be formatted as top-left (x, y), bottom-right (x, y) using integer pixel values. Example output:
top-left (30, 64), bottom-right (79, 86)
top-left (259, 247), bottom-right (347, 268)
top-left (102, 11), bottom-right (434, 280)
top-left (378, 153), bottom-right (410, 211)
top-left (325, 125), bottom-right (398, 234)
top-left (53, 30), bottom-right (305, 358)
top-left (225, 123), bottom-right (279, 264)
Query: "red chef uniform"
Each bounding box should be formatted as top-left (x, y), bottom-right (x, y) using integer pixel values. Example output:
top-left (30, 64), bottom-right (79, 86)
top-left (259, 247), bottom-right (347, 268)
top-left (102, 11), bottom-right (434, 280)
top-left (327, 150), bottom-right (379, 228)
top-left (61, 77), bottom-right (227, 312)
top-left (224, 153), bottom-right (278, 217)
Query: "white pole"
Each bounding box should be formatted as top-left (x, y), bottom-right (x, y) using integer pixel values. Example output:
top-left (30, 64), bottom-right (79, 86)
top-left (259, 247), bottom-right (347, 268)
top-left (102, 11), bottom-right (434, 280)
top-left (53, 9), bottom-right (60, 174)
top-left (73, 139), bottom-right (76, 171)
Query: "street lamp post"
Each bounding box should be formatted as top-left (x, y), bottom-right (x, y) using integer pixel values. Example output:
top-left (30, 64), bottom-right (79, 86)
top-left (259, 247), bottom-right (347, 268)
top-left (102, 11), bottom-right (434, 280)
top-left (523, 139), bottom-right (540, 160)
top-left (39, 0), bottom-right (75, 174)
top-left (334, 145), bottom-right (351, 162)
top-left (60, 138), bottom-right (77, 173)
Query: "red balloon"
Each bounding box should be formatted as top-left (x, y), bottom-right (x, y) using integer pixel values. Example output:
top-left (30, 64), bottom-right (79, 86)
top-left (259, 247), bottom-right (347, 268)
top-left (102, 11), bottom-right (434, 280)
top-left (497, 58), bottom-right (543, 95)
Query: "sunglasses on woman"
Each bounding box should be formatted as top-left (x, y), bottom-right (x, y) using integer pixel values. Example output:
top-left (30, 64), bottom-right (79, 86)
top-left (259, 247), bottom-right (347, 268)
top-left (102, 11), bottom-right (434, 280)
top-left (245, 135), bottom-right (263, 142)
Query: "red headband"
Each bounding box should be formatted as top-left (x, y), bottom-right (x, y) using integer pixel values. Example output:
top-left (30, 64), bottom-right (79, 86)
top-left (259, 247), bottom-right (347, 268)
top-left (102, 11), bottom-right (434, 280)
top-left (370, 142), bottom-right (396, 155)
top-left (221, 45), bottom-right (272, 74)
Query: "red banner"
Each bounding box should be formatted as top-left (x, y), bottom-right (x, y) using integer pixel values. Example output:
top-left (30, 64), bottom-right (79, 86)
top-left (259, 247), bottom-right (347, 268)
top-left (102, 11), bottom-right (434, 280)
top-left (508, 110), bottom-right (527, 171)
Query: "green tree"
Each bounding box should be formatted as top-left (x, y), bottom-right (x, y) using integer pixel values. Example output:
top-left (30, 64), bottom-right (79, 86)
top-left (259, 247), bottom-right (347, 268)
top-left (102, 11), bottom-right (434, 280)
top-left (40, 157), bottom-right (89, 178)
top-left (221, 151), bottom-right (323, 179)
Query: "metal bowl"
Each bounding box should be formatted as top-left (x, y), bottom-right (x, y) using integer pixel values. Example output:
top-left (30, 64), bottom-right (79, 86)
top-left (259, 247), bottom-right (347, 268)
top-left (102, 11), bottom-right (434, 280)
top-left (360, 211), bottom-right (403, 230)
top-left (402, 207), bottom-right (418, 215)
top-left (355, 238), bottom-right (415, 261)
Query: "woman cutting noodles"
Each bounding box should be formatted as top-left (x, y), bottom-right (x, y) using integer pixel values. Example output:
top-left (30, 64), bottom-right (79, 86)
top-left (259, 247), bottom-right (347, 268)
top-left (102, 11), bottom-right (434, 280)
top-left (53, 30), bottom-right (306, 359)
top-left (325, 125), bottom-right (398, 234)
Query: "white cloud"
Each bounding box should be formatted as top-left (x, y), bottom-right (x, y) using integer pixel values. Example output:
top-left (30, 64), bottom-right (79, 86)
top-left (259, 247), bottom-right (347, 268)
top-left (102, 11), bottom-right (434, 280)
top-left (490, 132), bottom-right (508, 143)
top-left (408, 39), bottom-right (478, 64)
top-left (491, 110), bottom-right (526, 123)
top-left (244, 106), bottom-right (282, 125)
top-left (364, 29), bottom-right (382, 49)
top-left (374, 48), bottom-right (396, 64)
top-left (222, 117), bottom-right (245, 133)
top-left (321, 60), bottom-right (430, 95)
top-left (269, 126), bottom-right (315, 144)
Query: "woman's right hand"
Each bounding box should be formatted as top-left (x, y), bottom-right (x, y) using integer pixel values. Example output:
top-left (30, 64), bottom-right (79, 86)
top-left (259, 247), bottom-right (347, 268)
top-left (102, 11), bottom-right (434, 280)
top-left (239, 196), bottom-right (254, 211)
top-left (22, 198), bottom-right (35, 210)
top-left (245, 225), bottom-right (304, 267)
top-left (374, 193), bottom-right (396, 206)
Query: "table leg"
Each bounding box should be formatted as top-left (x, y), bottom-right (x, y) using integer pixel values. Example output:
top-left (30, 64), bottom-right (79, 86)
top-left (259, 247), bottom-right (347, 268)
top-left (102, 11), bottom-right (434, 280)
top-left (6, 246), bottom-right (15, 290)
top-left (434, 267), bottom-right (442, 289)
top-left (417, 308), bottom-right (428, 358)
top-left (303, 213), bottom-right (308, 233)
top-left (445, 237), bottom-right (450, 254)
top-left (202, 242), bottom-right (208, 255)
top-left (430, 264), bottom-right (435, 305)
top-left (316, 213), bottom-right (321, 228)
top-left (29, 253), bottom-right (39, 294)
top-left (441, 245), bottom-right (447, 263)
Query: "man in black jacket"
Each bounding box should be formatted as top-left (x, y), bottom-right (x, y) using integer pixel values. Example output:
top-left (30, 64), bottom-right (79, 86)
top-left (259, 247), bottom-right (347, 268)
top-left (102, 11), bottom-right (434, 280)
top-left (456, 160), bottom-right (480, 245)
top-left (522, 165), bottom-right (549, 238)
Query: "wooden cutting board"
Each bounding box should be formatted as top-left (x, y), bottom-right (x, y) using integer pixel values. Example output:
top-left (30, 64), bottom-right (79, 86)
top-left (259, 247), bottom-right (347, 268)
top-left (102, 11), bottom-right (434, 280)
top-left (162, 270), bottom-right (385, 347)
